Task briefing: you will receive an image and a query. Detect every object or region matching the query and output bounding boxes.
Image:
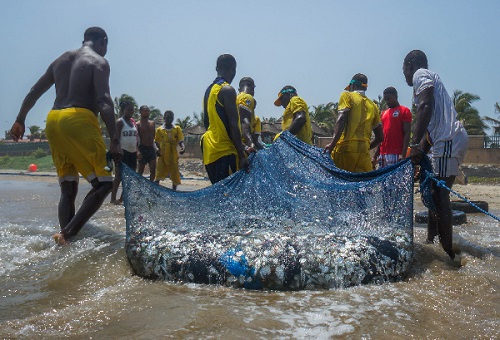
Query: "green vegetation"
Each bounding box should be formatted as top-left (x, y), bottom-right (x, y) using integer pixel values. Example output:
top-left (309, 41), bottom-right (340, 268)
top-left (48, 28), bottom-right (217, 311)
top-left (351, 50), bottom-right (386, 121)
top-left (0, 153), bottom-right (54, 171)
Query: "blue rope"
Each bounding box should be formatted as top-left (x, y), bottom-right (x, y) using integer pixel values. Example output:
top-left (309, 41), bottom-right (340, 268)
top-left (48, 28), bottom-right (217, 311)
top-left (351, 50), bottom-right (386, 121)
top-left (424, 170), bottom-right (500, 223)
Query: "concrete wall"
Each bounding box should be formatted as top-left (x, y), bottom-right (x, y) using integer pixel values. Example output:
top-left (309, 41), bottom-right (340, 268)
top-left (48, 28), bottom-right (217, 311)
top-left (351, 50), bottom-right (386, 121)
top-left (317, 135), bottom-right (500, 165)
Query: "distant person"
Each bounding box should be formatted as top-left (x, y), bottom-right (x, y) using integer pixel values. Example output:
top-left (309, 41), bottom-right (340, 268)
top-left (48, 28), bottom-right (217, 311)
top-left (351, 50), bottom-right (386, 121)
top-left (273, 85), bottom-right (313, 144)
top-left (373, 87), bottom-right (412, 168)
top-left (110, 100), bottom-right (139, 204)
top-left (202, 54), bottom-right (249, 184)
top-left (8, 27), bottom-right (122, 245)
top-left (154, 110), bottom-right (185, 190)
top-left (323, 73), bottom-right (383, 172)
top-left (136, 105), bottom-right (157, 181)
top-left (237, 77), bottom-right (260, 151)
top-left (403, 50), bottom-right (468, 263)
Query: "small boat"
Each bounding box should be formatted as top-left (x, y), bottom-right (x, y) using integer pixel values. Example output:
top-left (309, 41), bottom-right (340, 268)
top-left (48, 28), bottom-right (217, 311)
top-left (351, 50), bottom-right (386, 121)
top-left (123, 132), bottom-right (414, 290)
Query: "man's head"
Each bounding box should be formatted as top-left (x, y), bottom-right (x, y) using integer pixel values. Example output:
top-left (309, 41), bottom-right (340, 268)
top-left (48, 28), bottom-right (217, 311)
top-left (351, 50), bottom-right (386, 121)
top-left (274, 85), bottom-right (297, 108)
top-left (216, 54), bottom-right (237, 84)
top-left (83, 27), bottom-right (108, 57)
top-left (139, 105), bottom-right (150, 118)
top-left (164, 110), bottom-right (174, 125)
top-left (239, 77), bottom-right (255, 96)
top-left (344, 73), bottom-right (368, 91)
top-left (403, 50), bottom-right (428, 86)
top-left (383, 87), bottom-right (399, 108)
top-left (120, 100), bottom-right (135, 118)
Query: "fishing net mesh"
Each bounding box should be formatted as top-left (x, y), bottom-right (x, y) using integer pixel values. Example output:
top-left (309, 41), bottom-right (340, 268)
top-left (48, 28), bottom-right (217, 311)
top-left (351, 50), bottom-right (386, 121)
top-left (123, 132), bottom-right (415, 289)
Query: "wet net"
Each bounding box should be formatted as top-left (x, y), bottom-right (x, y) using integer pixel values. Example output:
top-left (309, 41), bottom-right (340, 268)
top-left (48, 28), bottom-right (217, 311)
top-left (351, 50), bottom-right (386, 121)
top-left (123, 131), bottom-right (415, 290)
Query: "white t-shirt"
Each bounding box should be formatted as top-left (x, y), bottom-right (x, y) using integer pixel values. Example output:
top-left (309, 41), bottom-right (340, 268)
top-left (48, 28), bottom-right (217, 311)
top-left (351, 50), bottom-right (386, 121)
top-left (119, 118), bottom-right (139, 153)
top-left (412, 68), bottom-right (468, 158)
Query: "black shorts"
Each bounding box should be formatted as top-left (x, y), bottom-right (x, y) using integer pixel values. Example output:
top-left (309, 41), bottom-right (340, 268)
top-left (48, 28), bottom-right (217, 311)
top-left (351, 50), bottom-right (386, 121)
top-left (138, 145), bottom-right (156, 165)
top-left (205, 154), bottom-right (236, 184)
top-left (122, 149), bottom-right (137, 170)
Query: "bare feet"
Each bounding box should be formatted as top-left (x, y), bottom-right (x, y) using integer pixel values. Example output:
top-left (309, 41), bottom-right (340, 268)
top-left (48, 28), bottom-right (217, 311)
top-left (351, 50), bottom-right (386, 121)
top-left (52, 233), bottom-right (68, 246)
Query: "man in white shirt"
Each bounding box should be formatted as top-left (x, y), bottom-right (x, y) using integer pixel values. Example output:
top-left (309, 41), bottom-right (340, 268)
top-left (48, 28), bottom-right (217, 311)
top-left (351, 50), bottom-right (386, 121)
top-left (403, 50), bottom-right (468, 264)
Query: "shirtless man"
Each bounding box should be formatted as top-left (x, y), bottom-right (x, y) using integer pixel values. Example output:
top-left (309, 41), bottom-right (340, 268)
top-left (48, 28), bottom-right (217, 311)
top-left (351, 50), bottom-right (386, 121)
top-left (9, 27), bottom-right (122, 245)
top-left (136, 105), bottom-right (157, 181)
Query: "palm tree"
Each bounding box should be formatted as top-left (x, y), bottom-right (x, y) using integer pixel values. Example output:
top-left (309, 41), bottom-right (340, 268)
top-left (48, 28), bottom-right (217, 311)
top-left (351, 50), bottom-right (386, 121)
top-left (148, 106), bottom-right (162, 120)
top-left (373, 95), bottom-right (387, 113)
top-left (191, 112), bottom-right (204, 126)
top-left (27, 125), bottom-right (41, 141)
top-left (452, 90), bottom-right (488, 135)
top-left (310, 102), bottom-right (338, 134)
top-left (176, 116), bottom-right (193, 130)
top-left (483, 102), bottom-right (500, 135)
top-left (114, 94), bottom-right (138, 119)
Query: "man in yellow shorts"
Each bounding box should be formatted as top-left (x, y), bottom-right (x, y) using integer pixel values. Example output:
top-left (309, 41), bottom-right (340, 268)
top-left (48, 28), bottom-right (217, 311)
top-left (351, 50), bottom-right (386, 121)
top-left (154, 110), bottom-right (185, 190)
top-left (273, 86), bottom-right (313, 145)
top-left (9, 27), bottom-right (122, 245)
top-left (323, 73), bottom-right (383, 172)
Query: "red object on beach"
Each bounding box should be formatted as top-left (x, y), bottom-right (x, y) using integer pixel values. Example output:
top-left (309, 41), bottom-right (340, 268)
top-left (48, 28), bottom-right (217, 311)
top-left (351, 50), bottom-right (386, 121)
top-left (28, 164), bottom-right (38, 172)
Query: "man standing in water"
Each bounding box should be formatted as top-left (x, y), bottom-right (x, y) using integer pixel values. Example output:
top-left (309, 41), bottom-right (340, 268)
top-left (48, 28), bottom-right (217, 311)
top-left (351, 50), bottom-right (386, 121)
top-left (9, 27), bottom-right (122, 245)
top-left (136, 105), bottom-right (157, 181)
top-left (202, 54), bottom-right (249, 184)
top-left (403, 50), bottom-right (468, 263)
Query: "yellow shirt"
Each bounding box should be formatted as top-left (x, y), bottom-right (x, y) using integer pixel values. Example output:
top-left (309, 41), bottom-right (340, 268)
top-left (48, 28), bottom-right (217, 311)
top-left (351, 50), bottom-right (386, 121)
top-left (252, 115), bottom-right (262, 134)
top-left (334, 91), bottom-right (381, 153)
top-left (155, 125), bottom-right (184, 165)
top-left (280, 96), bottom-right (312, 145)
top-left (202, 78), bottom-right (241, 165)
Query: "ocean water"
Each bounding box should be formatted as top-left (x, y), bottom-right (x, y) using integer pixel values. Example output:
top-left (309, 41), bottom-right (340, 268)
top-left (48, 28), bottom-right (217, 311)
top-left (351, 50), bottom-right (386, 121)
top-left (0, 177), bottom-right (499, 338)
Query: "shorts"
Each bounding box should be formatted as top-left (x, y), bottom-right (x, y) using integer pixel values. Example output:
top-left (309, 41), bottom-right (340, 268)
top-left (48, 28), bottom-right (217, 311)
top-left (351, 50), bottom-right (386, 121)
top-left (377, 154), bottom-right (400, 169)
top-left (45, 108), bottom-right (112, 183)
top-left (139, 144), bottom-right (156, 165)
top-left (332, 151), bottom-right (372, 173)
top-left (431, 139), bottom-right (467, 177)
top-left (205, 154), bottom-right (236, 184)
top-left (122, 149), bottom-right (137, 170)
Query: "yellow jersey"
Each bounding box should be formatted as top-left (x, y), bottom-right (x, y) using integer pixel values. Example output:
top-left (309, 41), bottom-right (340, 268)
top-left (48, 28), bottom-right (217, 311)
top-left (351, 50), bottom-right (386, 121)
top-left (202, 77), bottom-right (241, 165)
top-left (280, 96), bottom-right (312, 145)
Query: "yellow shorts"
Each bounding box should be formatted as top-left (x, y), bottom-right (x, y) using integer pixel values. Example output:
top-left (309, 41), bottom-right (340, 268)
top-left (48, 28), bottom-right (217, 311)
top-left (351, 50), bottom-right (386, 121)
top-left (45, 108), bottom-right (112, 183)
top-left (332, 150), bottom-right (373, 173)
top-left (155, 158), bottom-right (181, 185)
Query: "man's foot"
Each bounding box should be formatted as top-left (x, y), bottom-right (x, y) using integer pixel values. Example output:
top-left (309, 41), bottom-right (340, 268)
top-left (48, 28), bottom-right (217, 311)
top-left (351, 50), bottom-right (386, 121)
top-left (52, 233), bottom-right (68, 246)
top-left (449, 252), bottom-right (466, 268)
top-left (425, 238), bottom-right (435, 244)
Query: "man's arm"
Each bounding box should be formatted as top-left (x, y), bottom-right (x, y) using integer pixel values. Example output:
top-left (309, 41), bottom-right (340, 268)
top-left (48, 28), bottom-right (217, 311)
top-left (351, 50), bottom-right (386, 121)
top-left (370, 124), bottom-right (384, 149)
top-left (323, 109), bottom-right (349, 153)
top-left (288, 111), bottom-right (306, 135)
top-left (239, 106), bottom-right (255, 149)
top-left (10, 65), bottom-right (55, 141)
top-left (219, 86), bottom-right (249, 171)
top-left (401, 121), bottom-right (411, 159)
top-left (93, 59), bottom-right (122, 162)
top-left (409, 87), bottom-right (434, 162)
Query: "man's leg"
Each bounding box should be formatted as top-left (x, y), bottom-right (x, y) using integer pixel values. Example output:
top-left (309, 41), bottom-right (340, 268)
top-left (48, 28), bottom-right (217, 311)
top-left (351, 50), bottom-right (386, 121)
top-left (149, 159), bottom-right (157, 181)
top-left (58, 180), bottom-right (78, 229)
top-left (110, 164), bottom-right (121, 204)
top-left (436, 176), bottom-right (456, 259)
top-left (56, 179), bottom-right (113, 243)
top-left (137, 162), bottom-right (146, 176)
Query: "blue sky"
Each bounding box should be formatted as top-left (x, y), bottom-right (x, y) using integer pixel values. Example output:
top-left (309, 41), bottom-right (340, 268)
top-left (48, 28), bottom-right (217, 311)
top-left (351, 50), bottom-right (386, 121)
top-left (1, 0), bottom-right (499, 137)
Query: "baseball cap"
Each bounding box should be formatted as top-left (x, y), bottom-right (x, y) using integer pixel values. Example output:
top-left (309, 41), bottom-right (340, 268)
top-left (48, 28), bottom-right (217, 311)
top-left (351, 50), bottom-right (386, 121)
top-left (344, 73), bottom-right (368, 91)
top-left (274, 85), bottom-right (297, 106)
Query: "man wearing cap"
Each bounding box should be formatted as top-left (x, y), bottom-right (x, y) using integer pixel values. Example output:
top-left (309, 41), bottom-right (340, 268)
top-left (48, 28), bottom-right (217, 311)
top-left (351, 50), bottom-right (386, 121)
top-left (273, 86), bottom-right (313, 144)
top-left (202, 54), bottom-right (249, 184)
top-left (373, 86), bottom-right (412, 169)
top-left (237, 77), bottom-right (262, 150)
top-left (403, 50), bottom-right (468, 263)
top-left (323, 73), bottom-right (383, 172)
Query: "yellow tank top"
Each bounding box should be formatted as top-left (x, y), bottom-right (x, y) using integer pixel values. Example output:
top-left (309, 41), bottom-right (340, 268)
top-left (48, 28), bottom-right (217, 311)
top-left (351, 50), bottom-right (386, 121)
top-left (202, 77), bottom-right (241, 165)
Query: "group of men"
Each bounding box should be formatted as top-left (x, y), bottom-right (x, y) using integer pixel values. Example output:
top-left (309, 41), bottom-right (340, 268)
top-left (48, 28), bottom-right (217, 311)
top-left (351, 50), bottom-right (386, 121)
top-left (9, 26), bottom-right (468, 263)
top-left (110, 102), bottom-right (186, 204)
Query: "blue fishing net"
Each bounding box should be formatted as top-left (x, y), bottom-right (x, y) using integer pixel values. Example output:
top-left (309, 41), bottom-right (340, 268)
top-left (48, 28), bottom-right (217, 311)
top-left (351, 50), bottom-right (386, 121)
top-left (123, 131), bottom-right (415, 290)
